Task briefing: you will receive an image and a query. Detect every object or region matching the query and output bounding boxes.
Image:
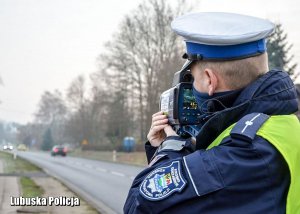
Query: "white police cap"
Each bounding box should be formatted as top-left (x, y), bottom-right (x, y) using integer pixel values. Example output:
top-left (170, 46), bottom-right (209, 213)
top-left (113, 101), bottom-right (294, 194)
top-left (171, 12), bottom-right (275, 61)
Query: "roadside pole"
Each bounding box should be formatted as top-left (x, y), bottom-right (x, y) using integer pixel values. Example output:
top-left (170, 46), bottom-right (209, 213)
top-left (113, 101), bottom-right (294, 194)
top-left (112, 150), bottom-right (116, 162)
top-left (13, 150), bottom-right (17, 160)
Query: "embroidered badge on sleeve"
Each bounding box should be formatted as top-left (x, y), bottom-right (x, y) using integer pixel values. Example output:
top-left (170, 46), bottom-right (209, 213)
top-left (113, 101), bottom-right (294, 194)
top-left (139, 161), bottom-right (186, 201)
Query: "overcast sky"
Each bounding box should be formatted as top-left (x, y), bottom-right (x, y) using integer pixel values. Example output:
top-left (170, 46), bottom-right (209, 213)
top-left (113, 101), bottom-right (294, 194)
top-left (0, 0), bottom-right (299, 124)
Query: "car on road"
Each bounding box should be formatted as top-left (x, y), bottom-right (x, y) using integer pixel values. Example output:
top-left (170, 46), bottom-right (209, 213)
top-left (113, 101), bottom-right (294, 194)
top-left (51, 145), bottom-right (67, 157)
top-left (17, 144), bottom-right (27, 151)
top-left (3, 144), bottom-right (13, 151)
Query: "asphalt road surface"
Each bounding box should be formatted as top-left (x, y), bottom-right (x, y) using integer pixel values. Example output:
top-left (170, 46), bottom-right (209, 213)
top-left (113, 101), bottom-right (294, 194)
top-left (17, 151), bottom-right (145, 214)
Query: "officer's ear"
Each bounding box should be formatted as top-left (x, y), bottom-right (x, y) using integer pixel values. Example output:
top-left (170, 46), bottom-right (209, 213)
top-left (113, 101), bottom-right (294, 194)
top-left (203, 68), bottom-right (218, 96)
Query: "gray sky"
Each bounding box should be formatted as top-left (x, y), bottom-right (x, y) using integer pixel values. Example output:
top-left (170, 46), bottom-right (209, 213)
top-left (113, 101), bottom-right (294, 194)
top-left (0, 0), bottom-right (299, 124)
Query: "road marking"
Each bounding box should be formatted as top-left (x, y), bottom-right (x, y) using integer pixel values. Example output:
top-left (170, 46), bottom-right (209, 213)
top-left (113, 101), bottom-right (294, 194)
top-left (96, 168), bottom-right (107, 172)
top-left (85, 164), bottom-right (93, 169)
top-left (111, 171), bottom-right (125, 177)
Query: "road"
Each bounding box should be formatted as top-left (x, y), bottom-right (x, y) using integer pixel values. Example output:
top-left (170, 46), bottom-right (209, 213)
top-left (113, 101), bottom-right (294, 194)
top-left (17, 151), bottom-right (145, 214)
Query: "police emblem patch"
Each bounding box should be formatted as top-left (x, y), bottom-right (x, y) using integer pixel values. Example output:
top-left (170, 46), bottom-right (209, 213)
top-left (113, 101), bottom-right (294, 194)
top-left (139, 161), bottom-right (186, 201)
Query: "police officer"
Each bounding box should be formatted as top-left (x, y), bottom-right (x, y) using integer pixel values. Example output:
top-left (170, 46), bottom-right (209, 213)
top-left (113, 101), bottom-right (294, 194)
top-left (124, 12), bottom-right (300, 214)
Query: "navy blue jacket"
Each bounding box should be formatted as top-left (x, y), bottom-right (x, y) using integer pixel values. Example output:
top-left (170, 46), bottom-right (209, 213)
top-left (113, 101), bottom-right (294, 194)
top-left (124, 70), bottom-right (299, 214)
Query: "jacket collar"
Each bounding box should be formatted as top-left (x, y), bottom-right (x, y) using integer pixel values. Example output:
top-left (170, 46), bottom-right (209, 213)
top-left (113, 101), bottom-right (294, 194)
top-left (196, 70), bottom-right (298, 149)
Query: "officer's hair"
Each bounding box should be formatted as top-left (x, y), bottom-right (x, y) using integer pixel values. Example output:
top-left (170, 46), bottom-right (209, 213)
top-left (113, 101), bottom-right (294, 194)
top-left (196, 52), bottom-right (269, 89)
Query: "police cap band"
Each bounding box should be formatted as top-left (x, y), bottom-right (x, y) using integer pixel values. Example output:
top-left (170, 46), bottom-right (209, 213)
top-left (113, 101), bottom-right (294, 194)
top-left (171, 12), bottom-right (275, 61)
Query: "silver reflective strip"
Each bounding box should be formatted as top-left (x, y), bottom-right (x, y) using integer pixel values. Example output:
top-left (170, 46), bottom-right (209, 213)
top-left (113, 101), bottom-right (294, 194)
top-left (158, 140), bottom-right (185, 152)
top-left (183, 156), bottom-right (200, 196)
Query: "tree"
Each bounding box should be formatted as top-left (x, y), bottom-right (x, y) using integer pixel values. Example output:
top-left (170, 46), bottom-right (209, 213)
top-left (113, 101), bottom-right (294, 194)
top-left (104, 90), bottom-right (134, 147)
top-left (0, 122), bottom-right (19, 145)
top-left (65, 75), bottom-right (104, 145)
top-left (65, 75), bottom-right (90, 144)
top-left (66, 75), bottom-right (86, 112)
top-left (267, 23), bottom-right (298, 77)
top-left (17, 123), bottom-right (45, 149)
top-left (42, 128), bottom-right (54, 151)
top-left (97, 0), bottom-right (189, 141)
top-left (35, 89), bottom-right (67, 145)
top-left (35, 90), bottom-right (67, 124)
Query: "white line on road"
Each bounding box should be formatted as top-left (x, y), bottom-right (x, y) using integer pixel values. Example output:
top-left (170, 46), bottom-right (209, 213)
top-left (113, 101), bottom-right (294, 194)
top-left (111, 171), bottom-right (125, 177)
top-left (74, 162), bottom-right (81, 165)
top-left (96, 168), bottom-right (107, 172)
top-left (85, 164), bottom-right (93, 169)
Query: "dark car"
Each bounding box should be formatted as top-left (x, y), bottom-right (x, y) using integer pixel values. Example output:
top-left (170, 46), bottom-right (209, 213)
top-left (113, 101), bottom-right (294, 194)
top-left (51, 145), bottom-right (67, 157)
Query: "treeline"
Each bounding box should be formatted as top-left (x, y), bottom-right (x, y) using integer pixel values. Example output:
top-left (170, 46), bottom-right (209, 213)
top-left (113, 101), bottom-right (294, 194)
top-left (18, 0), bottom-right (189, 150)
top-left (16, 0), bottom-right (298, 150)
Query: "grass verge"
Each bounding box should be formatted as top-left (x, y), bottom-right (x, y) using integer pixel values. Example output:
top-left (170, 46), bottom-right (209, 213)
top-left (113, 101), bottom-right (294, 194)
top-left (0, 151), bottom-right (41, 173)
top-left (69, 149), bottom-right (147, 166)
top-left (20, 177), bottom-right (45, 197)
top-left (0, 151), bottom-right (44, 198)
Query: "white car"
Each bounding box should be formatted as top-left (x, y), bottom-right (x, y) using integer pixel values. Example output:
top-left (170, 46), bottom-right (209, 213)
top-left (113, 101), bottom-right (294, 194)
top-left (3, 145), bottom-right (13, 150)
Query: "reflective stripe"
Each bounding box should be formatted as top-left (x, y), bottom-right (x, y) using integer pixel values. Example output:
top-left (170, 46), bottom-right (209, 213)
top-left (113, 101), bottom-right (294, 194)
top-left (158, 139), bottom-right (185, 152)
top-left (183, 156), bottom-right (200, 196)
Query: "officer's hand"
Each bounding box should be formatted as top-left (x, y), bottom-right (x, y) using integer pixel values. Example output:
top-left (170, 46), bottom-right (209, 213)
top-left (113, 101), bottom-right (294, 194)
top-left (147, 111), bottom-right (178, 147)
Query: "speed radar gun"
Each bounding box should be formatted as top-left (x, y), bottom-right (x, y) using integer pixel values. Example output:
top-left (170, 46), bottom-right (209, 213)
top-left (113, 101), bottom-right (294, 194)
top-left (160, 61), bottom-right (203, 138)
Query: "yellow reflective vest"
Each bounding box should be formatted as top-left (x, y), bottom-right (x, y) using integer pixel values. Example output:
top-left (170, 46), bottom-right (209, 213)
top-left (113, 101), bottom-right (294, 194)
top-left (208, 114), bottom-right (300, 214)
